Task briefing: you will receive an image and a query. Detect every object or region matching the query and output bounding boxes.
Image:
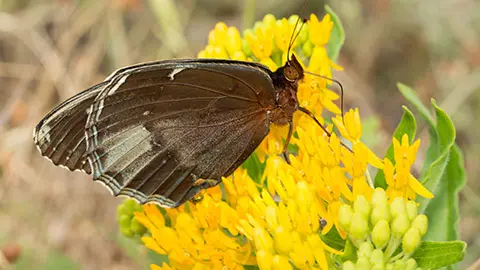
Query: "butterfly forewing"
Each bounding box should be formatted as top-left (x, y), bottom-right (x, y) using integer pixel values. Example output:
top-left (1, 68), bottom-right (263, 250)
top-left (82, 59), bottom-right (276, 207)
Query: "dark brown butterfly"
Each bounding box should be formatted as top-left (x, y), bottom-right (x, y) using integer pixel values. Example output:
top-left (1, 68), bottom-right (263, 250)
top-left (33, 19), bottom-right (337, 208)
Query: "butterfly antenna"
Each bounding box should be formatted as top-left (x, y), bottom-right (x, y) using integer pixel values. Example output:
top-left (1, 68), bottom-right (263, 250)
top-left (304, 71), bottom-right (345, 123)
top-left (287, 0), bottom-right (308, 61)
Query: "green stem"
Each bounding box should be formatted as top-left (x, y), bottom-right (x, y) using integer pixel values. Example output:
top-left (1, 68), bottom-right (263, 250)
top-left (242, 0), bottom-right (256, 30)
top-left (388, 251), bottom-right (405, 263)
top-left (384, 237), bottom-right (401, 261)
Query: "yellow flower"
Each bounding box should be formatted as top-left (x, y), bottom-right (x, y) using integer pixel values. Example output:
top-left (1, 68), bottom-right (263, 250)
top-left (129, 13), bottom-right (434, 270)
top-left (385, 134), bottom-right (434, 200)
top-left (245, 27), bottom-right (274, 60)
top-left (308, 14), bottom-right (333, 47)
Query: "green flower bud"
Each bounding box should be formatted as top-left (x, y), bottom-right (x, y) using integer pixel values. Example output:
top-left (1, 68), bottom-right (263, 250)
top-left (288, 15), bottom-right (300, 26)
top-left (118, 214), bottom-right (131, 228)
top-left (406, 200), bottom-right (418, 221)
top-left (339, 204), bottom-right (353, 231)
top-left (405, 258), bottom-right (418, 270)
top-left (358, 241), bottom-right (374, 258)
top-left (354, 195), bottom-right (371, 218)
top-left (386, 263), bottom-right (394, 270)
top-left (390, 197), bottom-right (406, 219)
top-left (391, 214), bottom-right (410, 238)
top-left (402, 227), bottom-right (421, 254)
top-left (372, 220), bottom-right (390, 249)
top-left (343, 261), bottom-right (356, 270)
top-left (369, 249), bottom-right (384, 267)
top-left (297, 24), bottom-right (309, 44)
top-left (130, 218), bottom-right (146, 235)
top-left (120, 226), bottom-right (134, 238)
top-left (302, 40), bottom-right (314, 58)
top-left (117, 204), bottom-right (127, 216)
top-left (242, 38), bottom-right (253, 57)
top-left (371, 205), bottom-right (391, 225)
top-left (262, 14), bottom-right (277, 29)
top-left (124, 199), bottom-right (139, 214)
top-left (356, 257), bottom-right (371, 270)
top-left (350, 212), bottom-right (369, 240)
top-left (411, 214), bottom-right (428, 236)
top-left (253, 21), bottom-right (264, 31)
top-left (392, 260), bottom-right (405, 269)
top-left (371, 188), bottom-right (388, 209)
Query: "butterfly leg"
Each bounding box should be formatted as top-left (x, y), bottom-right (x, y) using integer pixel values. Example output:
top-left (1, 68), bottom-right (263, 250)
top-left (282, 120), bottom-right (294, 164)
top-left (298, 106), bottom-right (353, 153)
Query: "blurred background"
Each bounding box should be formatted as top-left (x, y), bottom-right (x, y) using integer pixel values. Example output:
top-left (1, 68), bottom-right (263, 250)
top-left (0, 0), bottom-right (479, 269)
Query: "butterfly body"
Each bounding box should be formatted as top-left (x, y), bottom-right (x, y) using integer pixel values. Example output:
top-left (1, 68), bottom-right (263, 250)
top-left (34, 56), bottom-right (305, 208)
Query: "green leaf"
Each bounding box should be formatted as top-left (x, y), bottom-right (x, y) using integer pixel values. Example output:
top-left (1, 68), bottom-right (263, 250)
top-left (338, 239), bottom-right (357, 263)
top-left (417, 100), bottom-right (456, 214)
top-left (412, 241), bottom-right (466, 269)
top-left (325, 5), bottom-right (345, 62)
top-left (242, 153), bottom-right (265, 183)
top-left (424, 144), bottom-right (466, 242)
top-left (374, 106), bottom-right (416, 188)
top-left (320, 226), bottom-right (346, 251)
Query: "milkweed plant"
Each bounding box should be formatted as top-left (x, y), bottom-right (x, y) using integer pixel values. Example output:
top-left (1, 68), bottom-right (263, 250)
top-left (116, 8), bottom-right (467, 270)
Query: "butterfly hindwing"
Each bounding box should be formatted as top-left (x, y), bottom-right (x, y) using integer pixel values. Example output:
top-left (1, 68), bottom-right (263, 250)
top-left (84, 59), bottom-right (276, 207)
top-left (33, 83), bottom-right (107, 174)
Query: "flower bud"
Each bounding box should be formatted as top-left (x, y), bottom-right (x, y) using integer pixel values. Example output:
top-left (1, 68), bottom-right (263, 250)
top-left (120, 226), bottom-right (134, 238)
top-left (349, 212), bottom-right (369, 240)
top-left (339, 204), bottom-right (353, 231)
top-left (371, 188), bottom-right (388, 208)
top-left (263, 14), bottom-right (277, 29)
top-left (392, 260), bottom-right (405, 269)
top-left (274, 226), bottom-right (293, 254)
top-left (117, 204), bottom-right (127, 216)
top-left (390, 197), bottom-right (406, 219)
top-left (371, 205), bottom-right (391, 226)
top-left (254, 228), bottom-right (274, 252)
top-left (405, 200), bottom-right (418, 221)
top-left (225, 27), bottom-right (242, 55)
top-left (343, 261), bottom-right (356, 270)
top-left (302, 40), bottom-right (314, 58)
top-left (369, 249), bottom-right (384, 267)
top-left (118, 214), bottom-right (131, 228)
top-left (391, 214), bottom-right (410, 238)
top-left (411, 214), bottom-right (428, 236)
top-left (402, 227), bottom-right (421, 254)
top-left (356, 257), bottom-right (371, 270)
top-left (231, 51), bottom-right (246, 61)
top-left (130, 218), bottom-right (146, 235)
top-left (257, 249), bottom-right (273, 270)
top-left (372, 220), bottom-right (390, 249)
top-left (405, 258), bottom-right (418, 270)
top-left (358, 241), bottom-right (374, 258)
top-left (354, 195), bottom-right (371, 218)
top-left (272, 255), bottom-right (292, 270)
top-left (124, 199), bottom-right (139, 214)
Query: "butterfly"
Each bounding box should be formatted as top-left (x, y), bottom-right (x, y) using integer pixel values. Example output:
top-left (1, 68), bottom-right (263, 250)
top-left (33, 17), bottom-right (341, 208)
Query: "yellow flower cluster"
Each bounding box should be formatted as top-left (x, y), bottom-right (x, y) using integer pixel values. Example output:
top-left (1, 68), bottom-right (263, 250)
top-left (133, 14), bottom-right (434, 270)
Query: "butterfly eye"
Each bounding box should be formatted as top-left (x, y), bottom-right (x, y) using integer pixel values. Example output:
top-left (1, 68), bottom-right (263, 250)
top-left (284, 65), bottom-right (301, 81)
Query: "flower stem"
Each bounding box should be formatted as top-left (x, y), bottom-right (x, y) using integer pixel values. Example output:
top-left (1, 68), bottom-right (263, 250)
top-left (242, 0), bottom-right (256, 30)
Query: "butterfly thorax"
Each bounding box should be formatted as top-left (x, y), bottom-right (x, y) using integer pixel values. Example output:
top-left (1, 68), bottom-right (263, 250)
top-left (269, 56), bottom-right (304, 125)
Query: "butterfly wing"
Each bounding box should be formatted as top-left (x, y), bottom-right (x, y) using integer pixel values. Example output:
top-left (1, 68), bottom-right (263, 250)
top-left (33, 82), bottom-right (108, 174)
top-left (84, 59), bottom-right (276, 207)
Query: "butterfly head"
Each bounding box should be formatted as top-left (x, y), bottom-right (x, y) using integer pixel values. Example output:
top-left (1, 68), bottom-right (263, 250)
top-left (284, 54), bottom-right (304, 82)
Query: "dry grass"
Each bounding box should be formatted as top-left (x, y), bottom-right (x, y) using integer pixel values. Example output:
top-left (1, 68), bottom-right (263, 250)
top-left (0, 0), bottom-right (479, 269)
